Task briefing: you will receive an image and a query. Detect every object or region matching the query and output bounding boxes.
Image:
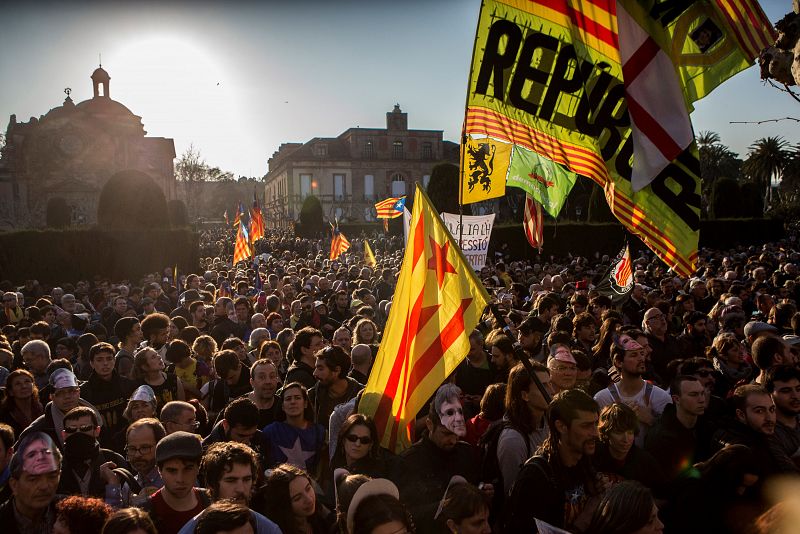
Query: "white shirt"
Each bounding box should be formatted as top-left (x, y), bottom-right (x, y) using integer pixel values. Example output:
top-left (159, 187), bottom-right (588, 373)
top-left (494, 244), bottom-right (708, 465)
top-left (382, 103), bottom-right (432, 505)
top-left (594, 381), bottom-right (672, 447)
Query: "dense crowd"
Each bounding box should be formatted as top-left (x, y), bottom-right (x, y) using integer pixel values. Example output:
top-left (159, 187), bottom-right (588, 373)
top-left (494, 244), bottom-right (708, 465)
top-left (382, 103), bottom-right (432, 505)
top-left (2, 229), bottom-right (800, 534)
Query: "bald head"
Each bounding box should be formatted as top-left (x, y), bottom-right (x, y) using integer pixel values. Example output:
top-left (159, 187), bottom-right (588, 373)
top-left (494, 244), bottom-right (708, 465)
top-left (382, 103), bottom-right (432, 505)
top-left (351, 344), bottom-right (372, 369)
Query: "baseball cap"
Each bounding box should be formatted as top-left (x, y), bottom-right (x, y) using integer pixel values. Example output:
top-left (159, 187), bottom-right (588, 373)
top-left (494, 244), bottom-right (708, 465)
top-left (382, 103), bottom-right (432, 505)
top-left (744, 321), bottom-right (778, 338)
top-left (156, 431), bottom-right (203, 464)
top-left (50, 368), bottom-right (78, 389)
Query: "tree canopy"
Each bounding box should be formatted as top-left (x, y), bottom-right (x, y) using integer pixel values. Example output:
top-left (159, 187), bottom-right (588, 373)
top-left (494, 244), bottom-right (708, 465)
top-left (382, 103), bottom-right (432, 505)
top-left (97, 170), bottom-right (170, 229)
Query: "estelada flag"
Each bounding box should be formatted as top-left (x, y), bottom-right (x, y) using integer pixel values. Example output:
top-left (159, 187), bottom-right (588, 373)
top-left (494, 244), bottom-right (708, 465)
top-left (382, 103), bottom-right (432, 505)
top-left (596, 244), bottom-right (634, 306)
top-left (460, 136), bottom-right (511, 205)
top-left (364, 239), bottom-right (377, 268)
top-left (250, 193), bottom-right (265, 242)
top-left (233, 219), bottom-right (252, 265)
top-left (358, 186), bottom-right (490, 452)
top-left (330, 222), bottom-right (351, 261)
top-left (375, 196), bottom-right (406, 219)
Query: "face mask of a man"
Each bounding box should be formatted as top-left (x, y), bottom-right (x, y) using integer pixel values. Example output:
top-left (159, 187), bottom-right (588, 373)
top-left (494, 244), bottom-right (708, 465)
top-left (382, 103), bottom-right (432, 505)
top-left (439, 399), bottom-right (466, 437)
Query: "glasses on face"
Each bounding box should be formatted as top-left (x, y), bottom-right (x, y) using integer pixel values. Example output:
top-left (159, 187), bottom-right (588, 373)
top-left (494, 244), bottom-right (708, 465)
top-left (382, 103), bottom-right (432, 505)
top-left (125, 444), bottom-right (154, 456)
top-left (345, 434), bottom-right (372, 445)
top-left (64, 424), bottom-right (94, 434)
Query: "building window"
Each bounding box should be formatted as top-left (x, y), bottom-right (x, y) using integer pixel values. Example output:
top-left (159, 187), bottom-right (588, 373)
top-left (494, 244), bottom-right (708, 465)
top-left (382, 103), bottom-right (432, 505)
top-left (363, 139), bottom-right (374, 159)
top-left (392, 140), bottom-right (404, 159)
top-left (314, 144), bottom-right (328, 157)
top-left (391, 173), bottom-right (406, 196)
top-left (423, 174), bottom-right (431, 189)
top-left (334, 174), bottom-right (346, 200)
top-left (364, 174), bottom-right (374, 200)
top-left (300, 174), bottom-right (312, 198)
top-left (422, 142), bottom-right (432, 159)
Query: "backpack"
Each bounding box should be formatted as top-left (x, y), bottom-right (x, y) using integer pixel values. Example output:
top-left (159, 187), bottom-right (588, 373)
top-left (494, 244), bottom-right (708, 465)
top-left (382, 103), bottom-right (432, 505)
top-left (478, 419), bottom-right (530, 519)
top-left (607, 381), bottom-right (653, 406)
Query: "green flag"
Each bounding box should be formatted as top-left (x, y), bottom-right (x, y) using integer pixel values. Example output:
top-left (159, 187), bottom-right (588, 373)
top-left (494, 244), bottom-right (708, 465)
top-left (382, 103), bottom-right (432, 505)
top-left (507, 146), bottom-right (577, 218)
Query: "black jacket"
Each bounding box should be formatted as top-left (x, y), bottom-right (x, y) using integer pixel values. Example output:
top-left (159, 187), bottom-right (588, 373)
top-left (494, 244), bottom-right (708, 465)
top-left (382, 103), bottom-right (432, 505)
top-left (645, 403), bottom-right (705, 481)
top-left (307, 377), bottom-right (363, 425)
top-left (398, 436), bottom-right (479, 533)
top-left (17, 400), bottom-right (101, 451)
top-left (58, 447), bottom-right (127, 498)
top-left (80, 371), bottom-right (136, 451)
top-left (284, 360), bottom-right (316, 389)
top-left (210, 316), bottom-right (246, 346)
top-left (0, 495), bottom-right (64, 534)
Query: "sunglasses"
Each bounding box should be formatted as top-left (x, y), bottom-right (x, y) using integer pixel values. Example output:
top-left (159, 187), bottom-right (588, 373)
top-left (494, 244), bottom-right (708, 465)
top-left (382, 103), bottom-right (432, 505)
top-left (345, 434), bottom-right (372, 445)
top-left (64, 424), bottom-right (94, 434)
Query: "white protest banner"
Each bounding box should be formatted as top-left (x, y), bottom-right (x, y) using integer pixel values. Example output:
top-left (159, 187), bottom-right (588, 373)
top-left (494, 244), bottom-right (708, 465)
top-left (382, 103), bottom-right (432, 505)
top-left (440, 212), bottom-right (495, 270)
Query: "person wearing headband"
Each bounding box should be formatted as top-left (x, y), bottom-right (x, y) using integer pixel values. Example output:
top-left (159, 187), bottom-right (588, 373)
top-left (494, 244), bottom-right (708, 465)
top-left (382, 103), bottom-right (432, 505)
top-left (0, 432), bottom-right (62, 534)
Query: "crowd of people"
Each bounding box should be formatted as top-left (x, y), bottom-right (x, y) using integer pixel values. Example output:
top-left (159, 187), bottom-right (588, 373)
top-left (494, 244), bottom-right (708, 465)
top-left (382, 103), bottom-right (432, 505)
top-left (2, 228), bottom-right (800, 534)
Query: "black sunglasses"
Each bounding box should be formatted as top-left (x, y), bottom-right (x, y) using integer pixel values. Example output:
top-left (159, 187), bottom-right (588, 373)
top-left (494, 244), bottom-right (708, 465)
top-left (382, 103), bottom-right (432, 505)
top-left (64, 424), bottom-right (94, 434)
top-left (345, 434), bottom-right (372, 445)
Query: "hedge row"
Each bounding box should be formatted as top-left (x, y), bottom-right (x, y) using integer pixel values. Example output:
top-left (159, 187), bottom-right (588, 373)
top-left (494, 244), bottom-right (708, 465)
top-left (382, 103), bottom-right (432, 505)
top-left (485, 218), bottom-right (785, 260)
top-left (0, 229), bottom-right (199, 284)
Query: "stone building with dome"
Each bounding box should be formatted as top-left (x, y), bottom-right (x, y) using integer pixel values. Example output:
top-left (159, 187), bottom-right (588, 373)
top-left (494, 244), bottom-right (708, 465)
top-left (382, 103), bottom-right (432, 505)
top-left (0, 66), bottom-right (176, 229)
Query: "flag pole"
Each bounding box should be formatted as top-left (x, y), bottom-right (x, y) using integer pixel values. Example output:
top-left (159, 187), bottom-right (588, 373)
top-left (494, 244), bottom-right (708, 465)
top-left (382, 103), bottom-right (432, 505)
top-left (458, 0), bottom-right (485, 250)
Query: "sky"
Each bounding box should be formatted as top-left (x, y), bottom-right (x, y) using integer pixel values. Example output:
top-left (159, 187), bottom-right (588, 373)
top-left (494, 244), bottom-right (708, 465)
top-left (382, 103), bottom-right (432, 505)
top-left (1, 0), bottom-right (797, 179)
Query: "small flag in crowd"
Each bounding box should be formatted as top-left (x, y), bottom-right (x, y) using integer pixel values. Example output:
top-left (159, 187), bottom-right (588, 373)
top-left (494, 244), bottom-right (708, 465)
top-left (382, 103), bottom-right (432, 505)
top-left (253, 259), bottom-right (263, 292)
top-left (459, 136), bottom-right (512, 205)
top-left (223, 209), bottom-right (229, 226)
top-left (233, 219), bottom-right (253, 265)
top-left (523, 193), bottom-right (543, 252)
top-left (364, 239), bottom-right (377, 267)
top-left (358, 186), bottom-right (489, 452)
top-left (596, 243), bottom-right (634, 306)
top-left (330, 221), bottom-right (351, 261)
top-left (375, 196), bottom-right (406, 219)
top-left (250, 192), bottom-right (265, 242)
top-left (233, 207), bottom-right (241, 228)
top-left (216, 279), bottom-right (232, 299)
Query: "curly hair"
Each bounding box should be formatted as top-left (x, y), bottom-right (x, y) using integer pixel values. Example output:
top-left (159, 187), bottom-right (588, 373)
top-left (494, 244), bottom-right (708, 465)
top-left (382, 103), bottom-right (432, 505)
top-left (56, 496), bottom-right (113, 534)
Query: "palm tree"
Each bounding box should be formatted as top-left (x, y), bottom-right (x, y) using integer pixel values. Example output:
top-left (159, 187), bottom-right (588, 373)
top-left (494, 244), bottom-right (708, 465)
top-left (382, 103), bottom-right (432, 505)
top-left (697, 131), bottom-right (721, 148)
top-left (743, 136), bottom-right (789, 209)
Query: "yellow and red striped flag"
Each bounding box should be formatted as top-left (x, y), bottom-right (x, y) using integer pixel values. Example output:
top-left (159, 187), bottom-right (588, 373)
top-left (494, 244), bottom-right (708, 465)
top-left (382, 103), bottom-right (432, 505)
top-left (523, 193), bottom-right (543, 252)
top-left (463, 0), bottom-right (775, 277)
top-left (358, 186), bottom-right (490, 452)
top-left (330, 222), bottom-right (351, 261)
top-left (375, 196), bottom-right (406, 219)
top-left (233, 219), bottom-right (253, 265)
top-left (250, 193), bottom-right (265, 242)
